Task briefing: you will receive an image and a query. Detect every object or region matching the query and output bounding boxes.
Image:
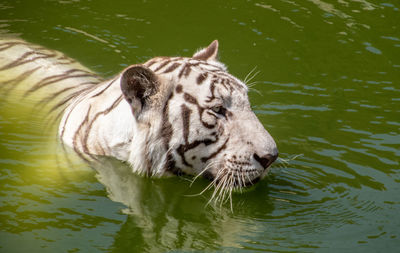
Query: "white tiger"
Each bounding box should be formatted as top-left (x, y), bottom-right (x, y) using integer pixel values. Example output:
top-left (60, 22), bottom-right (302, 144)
top-left (1, 38), bottom-right (278, 195)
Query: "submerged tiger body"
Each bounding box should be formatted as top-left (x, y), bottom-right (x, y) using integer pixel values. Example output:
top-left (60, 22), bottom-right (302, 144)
top-left (1, 38), bottom-right (278, 192)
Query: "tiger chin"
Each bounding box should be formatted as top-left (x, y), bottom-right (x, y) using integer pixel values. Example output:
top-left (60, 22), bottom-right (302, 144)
top-left (59, 40), bottom-right (278, 194)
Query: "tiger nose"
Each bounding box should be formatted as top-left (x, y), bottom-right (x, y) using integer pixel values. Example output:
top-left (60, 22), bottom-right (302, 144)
top-left (253, 153), bottom-right (278, 169)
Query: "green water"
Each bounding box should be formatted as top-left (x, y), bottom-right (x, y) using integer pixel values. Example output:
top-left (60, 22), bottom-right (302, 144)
top-left (0, 0), bottom-right (399, 252)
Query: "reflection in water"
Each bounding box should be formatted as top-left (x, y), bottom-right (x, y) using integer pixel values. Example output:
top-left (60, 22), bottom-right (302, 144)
top-left (91, 157), bottom-right (255, 251)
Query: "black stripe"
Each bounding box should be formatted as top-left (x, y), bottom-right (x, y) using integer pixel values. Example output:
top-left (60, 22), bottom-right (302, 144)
top-left (0, 41), bottom-right (27, 52)
top-left (183, 92), bottom-right (197, 104)
top-left (178, 65), bottom-right (191, 78)
top-left (72, 105), bottom-right (92, 155)
top-left (176, 138), bottom-right (218, 167)
top-left (59, 104), bottom-right (75, 141)
top-left (144, 59), bottom-right (158, 68)
top-left (181, 104), bottom-right (192, 144)
top-left (162, 62), bottom-right (181, 73)
top-left (183, 92), bottom-right (215, 129)
top-left (59, 85), bottom-right (98, 141)
top-left (37, 81), bottom-right (97, 109)
top-left (154, 60), bottom-right (171, 72)
top-left (201, 137), bottom-right (229, 162)
top-left (58, 86), bottom-right (95, 144)
top-left (0, 51), bottom-right (34, 70)
top-left (178, 64), bottom-right (187, 78)
top-left (164, 152), bottom-right (185, 176)
top-left (160, 92), bottom-right (174, 150)
top-left (0, 51), bottom-right (57, 71)
top-left (49, 84), bottom-right (97, 113)
top-left (82, 95), bottom-right (124, 154)
top-left (196, 72), bottom-right (208, 85)
top-left (25, 72), bottom-right (98, 95)
top-left (0, 66), bottom-right (41, 97)
top-left (90, 77), bottom-right (117, 98)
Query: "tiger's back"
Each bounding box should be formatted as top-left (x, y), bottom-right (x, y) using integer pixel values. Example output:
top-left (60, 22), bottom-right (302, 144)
top-left (0, 38), bottom-right (102, 117)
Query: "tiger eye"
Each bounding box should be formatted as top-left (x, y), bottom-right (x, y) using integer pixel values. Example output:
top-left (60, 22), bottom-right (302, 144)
top-left (212, 106), bottom-right (226, 116)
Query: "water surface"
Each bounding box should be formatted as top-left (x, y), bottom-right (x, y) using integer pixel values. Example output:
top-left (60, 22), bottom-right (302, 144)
top-left (0, 0), bottom-right (399, 252)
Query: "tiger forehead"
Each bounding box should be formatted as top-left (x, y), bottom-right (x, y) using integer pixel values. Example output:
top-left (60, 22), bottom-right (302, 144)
top-left (143, 56), bottom-right (247, 93)
top-left (144, 56), bottom-right (227, 73)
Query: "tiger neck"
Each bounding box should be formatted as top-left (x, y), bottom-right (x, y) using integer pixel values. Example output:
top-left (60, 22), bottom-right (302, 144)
top-left (60, 72), bottom-right (171, 176)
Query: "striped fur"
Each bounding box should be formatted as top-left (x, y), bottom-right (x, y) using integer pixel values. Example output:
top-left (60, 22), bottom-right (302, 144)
top-left (0, 37), bottom-right (102, 123)
top-left (1, 38), bottom-right (278, 199)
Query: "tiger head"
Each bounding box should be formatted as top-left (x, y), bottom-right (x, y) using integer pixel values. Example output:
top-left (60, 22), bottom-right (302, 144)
top-left (120, 40), bottom-right (278, 190)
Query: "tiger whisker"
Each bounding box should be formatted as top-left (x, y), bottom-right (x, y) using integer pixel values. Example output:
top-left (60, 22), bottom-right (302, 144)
top-left (210, 172), bottom-right (225, 197)
top-left (221, 172), bottom-right (235, 207)
top-left (228, 180), bottom-right (234, 212)
top-left (273, 154), bottom-right (303, 169)
top-left (246, 172), bottom-right (254, 186)
top-left (189, 161), bottom-right (222, 187)
top-left (246, 80), bottom-right (261, 88)
top-left (243, 66), bottom-right (258, 84)
top-left (214, 177), bottom-right (228, 207)
top-left (208, 171), bottom-right (227, 206)
top-left (245, 73), bottom-right (261, 88)
top-left (188, 167), bottom-right (224, 198)
top-left (226, 173), bottom-right (235, 210)
top-left (248, 87), bottom-right (262, 96)
top-left (241, 171), bottom-right (247, 192)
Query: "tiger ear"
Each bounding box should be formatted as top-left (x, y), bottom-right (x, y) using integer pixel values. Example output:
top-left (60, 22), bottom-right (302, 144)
top-left (120, 65), bottom-right (159, 118)
top-left (192, 40), bottom-right (219, 61)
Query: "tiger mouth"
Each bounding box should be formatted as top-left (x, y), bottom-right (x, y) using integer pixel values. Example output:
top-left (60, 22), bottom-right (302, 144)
top-left (202, 169), bottom-right (261, 188)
